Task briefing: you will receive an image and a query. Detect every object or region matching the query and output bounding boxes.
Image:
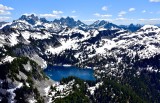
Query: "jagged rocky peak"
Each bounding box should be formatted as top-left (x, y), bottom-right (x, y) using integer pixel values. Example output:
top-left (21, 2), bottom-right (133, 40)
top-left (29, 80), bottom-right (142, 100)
top-left (65, 16), bottom-right (75, 21)
top-left (54, 17), bottom-right (75, 25)
top-left (18, 14), bottom-right (50, 24)
top-left (119, 23), bottom-right (142, 32)
top-left (97, 20), bottom-right (109, 25)
top-left (18, 14), bottom-right (40, 25)
top-left (91, 20), bottom-right (109, 27)
top-left (128, 23), bottom-right (142, 28)
top-left (53, 16), bottom-right (87, 28)
top-left (130, 24), bottom-right (142, 30)
top-left (90, 20), bottom-right (120, 29)
top-left (19, 14), bottom-right (39, 21)
top-left (40, 17), bottom-right (49, 23)
top-left (77, 20), bottom-right (83, 24)
top-left (61, 17), bottom-right (75, 26)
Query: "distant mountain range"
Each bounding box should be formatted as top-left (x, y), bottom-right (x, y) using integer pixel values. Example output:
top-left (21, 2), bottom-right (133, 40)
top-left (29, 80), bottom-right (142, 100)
top-left (0, 14), bottom-right (142, 32)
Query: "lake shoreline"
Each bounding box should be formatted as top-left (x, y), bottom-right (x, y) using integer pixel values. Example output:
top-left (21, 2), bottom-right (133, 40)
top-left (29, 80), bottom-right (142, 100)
top-left (44, 65), bottom-right (96, 81)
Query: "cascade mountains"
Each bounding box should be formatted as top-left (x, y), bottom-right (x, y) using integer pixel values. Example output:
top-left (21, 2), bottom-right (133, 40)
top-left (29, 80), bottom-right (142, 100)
top-left (0, 14), bottom-right (160, 103)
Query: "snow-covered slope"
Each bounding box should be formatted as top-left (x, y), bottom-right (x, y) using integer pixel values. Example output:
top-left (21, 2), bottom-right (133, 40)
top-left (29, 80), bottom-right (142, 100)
top-left (1, 14), bottom-right (160, 74)
top-left (113, 25), bottom-right (160, 59)
top-left (1, 14), bottom-right (160, 103)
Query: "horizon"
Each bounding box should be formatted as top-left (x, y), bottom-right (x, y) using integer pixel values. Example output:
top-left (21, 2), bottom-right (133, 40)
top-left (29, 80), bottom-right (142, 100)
top-left (4, 14), bottom-right (147, 26)
top-left (0, 0), bottom-right (160, 25)
top-left (1, 13), bottom-right (160, 26)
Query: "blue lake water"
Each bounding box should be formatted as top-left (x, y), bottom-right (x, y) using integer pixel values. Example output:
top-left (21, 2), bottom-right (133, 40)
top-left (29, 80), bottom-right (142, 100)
top-left (44, 65), bottom-right (96, 81)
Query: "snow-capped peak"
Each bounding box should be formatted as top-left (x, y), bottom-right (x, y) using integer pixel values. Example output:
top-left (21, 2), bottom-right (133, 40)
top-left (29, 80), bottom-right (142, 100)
top-left (140, 25), bottom-right (159, 31)
top-left (53, 17), bottom-right (87, 29)
top-left (18, 14), bottom-right (39, 25)
top-left (90, 20), bottom-right (109, 27)
top-left (90, 20), bottom-right (120, 29)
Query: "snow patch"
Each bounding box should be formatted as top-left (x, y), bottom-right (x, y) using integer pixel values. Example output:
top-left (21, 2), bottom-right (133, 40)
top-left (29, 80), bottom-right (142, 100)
top-left (88, 82), bottom-right (103, 95)
top-left (0, 56), bottom-right (15, 64)
top-left (7, 83), bottom-right (23, 103)
top-left (23, 61), bottom-right (32, 72)
top-left (44, 86), bottom-right (50, 96)
top-left (28, 98), bottom-right (37, 103)
top-left (31, 55), bottom-right (47, 68)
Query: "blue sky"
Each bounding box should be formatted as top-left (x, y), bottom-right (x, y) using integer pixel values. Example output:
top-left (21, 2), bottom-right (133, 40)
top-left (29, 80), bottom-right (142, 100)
top-left (0, 0), bottom-right (160, 25)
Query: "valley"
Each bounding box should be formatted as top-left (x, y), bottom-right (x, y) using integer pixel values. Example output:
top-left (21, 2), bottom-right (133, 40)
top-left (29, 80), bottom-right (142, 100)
top-left (0, 14), bottom-right (160, 103)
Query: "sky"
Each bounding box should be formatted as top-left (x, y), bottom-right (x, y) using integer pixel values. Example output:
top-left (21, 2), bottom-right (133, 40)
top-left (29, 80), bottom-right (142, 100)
top-left (0, 0), bottom-right (160, 25)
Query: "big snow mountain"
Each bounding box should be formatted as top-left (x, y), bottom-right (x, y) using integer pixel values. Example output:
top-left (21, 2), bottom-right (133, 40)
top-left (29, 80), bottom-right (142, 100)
top-left (0, 14), bottom-right (160, 103)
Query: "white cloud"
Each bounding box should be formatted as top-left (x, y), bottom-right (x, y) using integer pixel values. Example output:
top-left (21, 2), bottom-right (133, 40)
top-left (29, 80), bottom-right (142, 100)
top-left (142, 10), bottom-right (146, 13)
top-left (149, 18), bottom-right (160, 20)
top-left (84, 17), bottom-right (160, 25)
top-left (129, 8), bottom-right (135, 12)
top-left (82, 19), bottom-right (96, 24)
top-left (39, 14), bottom-right (60, 18)
top-left (118, 11), bottom-right (127, 17)
top-left (115, 18), bottom-right (126, 20)
top-left (0, 4), bottom-right (14, 11)
top-left (71, 10), bottom-right (76, 13)
top-left (0, 16), bottom-right (11, 21)
top-left (82, 19), bottom-right (95, 22)
top-left (23, 13), bottom-right (37, 16)
top-left (112, 18), bottom-right (136, 25)
top-left (0, 4), bottom-right (13, 15)
top-left (40, 10), bottom-right (63, 18)
top-left (53, 10), bottom-right (63, 15)
top-left (102, 6), bottom-right (108, 11)
top-left (0, 10), bottom-right (11, 15)
top-left (138, 19), bottom-right (146, 21)
top-left (94, 13), bottom-right (112, 18)
top-left (70, 15), bottom-right (77, 18)
top-left (115, 18), bottom-right (134, 21)
top-left (138, 18), bottom-right (160, 24)
top-left (94, 13), bottom-right (100, 16)
top-left (149, 0), bottom-right (160, 2)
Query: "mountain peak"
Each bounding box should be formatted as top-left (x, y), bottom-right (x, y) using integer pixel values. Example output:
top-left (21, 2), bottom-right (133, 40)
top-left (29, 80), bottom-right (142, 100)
top-left (19, 14), bottom-right (38, 20)
top-left (53, 17), bottom-right (86, 28)
top-left (40, 17), bottom-right (49, 23)
top-left (119, 23), bottom-right (142, 32)
top-left (128, 23), bottom-right (141, 27)
top-left (93, 20), bottom-right (109, 26)
top-left (90, 20), bottom-right (120, 29)
top-left (58, 17), bottom-right (75, 22)
top-left (19, 14), bottom-right (39, 25)
top-left (140, 25), bottom-right (159, 31)
top-left (66, 16), bottom-right (74, 20)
